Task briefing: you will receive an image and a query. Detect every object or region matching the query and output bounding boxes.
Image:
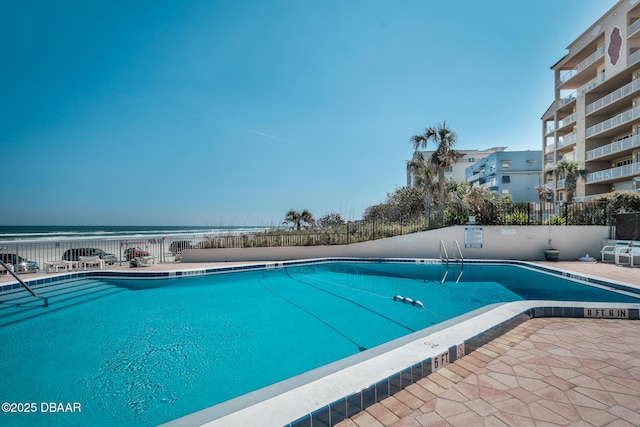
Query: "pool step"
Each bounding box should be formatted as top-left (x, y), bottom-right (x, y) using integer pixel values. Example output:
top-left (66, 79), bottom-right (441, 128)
top-left (0, 279), bottom-right (124, 327)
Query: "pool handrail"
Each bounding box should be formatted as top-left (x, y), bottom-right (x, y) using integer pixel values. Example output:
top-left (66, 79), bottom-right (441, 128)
top-left (453, 240), bottom-right (464, 268)
top-left (438, 240), bottom-right (449, 267)
top-left (0, 259), bottom-right (48, 307)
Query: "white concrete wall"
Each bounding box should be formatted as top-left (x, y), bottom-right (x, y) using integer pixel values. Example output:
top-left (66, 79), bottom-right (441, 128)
top-left (181, 225), bottom-right (610, 262)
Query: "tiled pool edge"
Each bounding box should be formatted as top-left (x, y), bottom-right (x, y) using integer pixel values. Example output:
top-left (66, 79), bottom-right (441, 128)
top-left (286, 311), bottom-right (532, 427)
top-left (3, 257), bottom-right (637, 293)
top-left (287, 304), bottom-right (640, 427)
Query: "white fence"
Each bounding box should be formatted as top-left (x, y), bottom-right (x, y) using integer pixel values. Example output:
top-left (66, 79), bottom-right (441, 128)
top-left (0, 233), bottom-right (218, 273)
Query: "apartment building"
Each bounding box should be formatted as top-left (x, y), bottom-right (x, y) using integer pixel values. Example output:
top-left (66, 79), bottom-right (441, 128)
top-left (542, 0), bottom-right (640, 201)
top-left (465, 151), bottom-right (542, 202)
top-left (407, 147), bottom-right (506, 187)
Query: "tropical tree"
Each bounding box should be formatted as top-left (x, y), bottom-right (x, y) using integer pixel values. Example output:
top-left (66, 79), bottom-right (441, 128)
top-left (546, 160), bottom-right (588, 202)
top-left (410, 121), bottom-right (460, 223)
top-left (283, 209), bottom-right (315, 231)
top-left (407, 151), bottom-right (438, 215)
top-left (316, 212), bottom-right (345, 229)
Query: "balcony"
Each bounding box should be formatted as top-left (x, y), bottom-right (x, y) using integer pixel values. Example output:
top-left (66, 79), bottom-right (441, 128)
top-left (580, 73), bottom-right (606, 95)
top-left (545, 143), bottom-right (555, 154)
top-left (467, 172), bottom-right (485, 183)
top-left (586, 78), bottom-right (640, 115)
top-left (556, 45), bottom-right (605, 88)
top-left (558, 91), bottom-right (577, 108)
top-left (586, 105), bottom-right (640, 138)
top-left (630, 49), bottom-right (640, 67)
top-left (557, 112), bottom-right (576, 130)
top-left (586, 162), bottom-right (640, 183)
top-left (545, 123), bottom-right (555, 135)
top-left (586, 134), bottom-right (640, 161)
top-left (630, 18), bottom-right (640, 37)
top-left (557, 132), bottom-right (577, 150)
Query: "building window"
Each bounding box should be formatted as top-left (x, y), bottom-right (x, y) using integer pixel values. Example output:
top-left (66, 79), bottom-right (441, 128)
top-left (502, 175), bottom-right (511, 183)
top-left (501, 161), bottom-right (510, 169)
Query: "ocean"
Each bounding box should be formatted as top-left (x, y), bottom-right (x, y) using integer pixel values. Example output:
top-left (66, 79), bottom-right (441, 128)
top-left (0, 225), bottom-right (273, 242)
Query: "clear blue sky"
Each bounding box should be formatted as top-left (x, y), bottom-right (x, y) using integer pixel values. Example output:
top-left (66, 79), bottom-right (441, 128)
top-left (0, 0), bottom-right (614, 226)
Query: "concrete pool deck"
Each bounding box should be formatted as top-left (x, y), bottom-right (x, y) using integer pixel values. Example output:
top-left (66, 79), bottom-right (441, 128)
top-left (2, 260), bottom-right (639, 426)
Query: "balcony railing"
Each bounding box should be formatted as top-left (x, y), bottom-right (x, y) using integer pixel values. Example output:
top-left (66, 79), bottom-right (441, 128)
top-left (586, 134), bottom-right (640, 160)
top-left (580, 73), bottom-right (605, 95)
top-left (630, 18), bottom-right (640, 36)
top-left (545, 123), bottom-right (556, 135)
top-left (574, 188), bottom-right (640, 202)
top-left (630, 49), bottom-right (640, 67)
top-left (545, 143), bottom-right (555, 153)
top-left (466, 172), bottom-right (485, 183)
top-left (557, 132), bottom-right (577, 150)
top-left (558, 112), bottom-right (576, 129)
top-left (558, 91), bottom-right (577, 108)
top-left (586, 77), bottom-right (640, 115)
top-left (557, 45), bottom-right (605, 88)
top-left (586, 105), bottom-right (640, 137)
top-left (586, 162), bottom-right (640, 183)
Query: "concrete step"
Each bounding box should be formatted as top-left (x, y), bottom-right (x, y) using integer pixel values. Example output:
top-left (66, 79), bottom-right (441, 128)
top-left (0, 279), bottom-right (125, 327)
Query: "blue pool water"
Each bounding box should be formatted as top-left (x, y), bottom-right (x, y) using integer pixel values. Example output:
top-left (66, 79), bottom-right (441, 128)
top-left (0, 261), bottom-right (638, 426)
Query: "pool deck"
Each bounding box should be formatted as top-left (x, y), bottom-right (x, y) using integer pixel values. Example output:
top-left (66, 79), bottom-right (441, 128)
top-left (2, 260), bottom-right (640, 426)
top-left (335, 261), bottom-right (640, 427)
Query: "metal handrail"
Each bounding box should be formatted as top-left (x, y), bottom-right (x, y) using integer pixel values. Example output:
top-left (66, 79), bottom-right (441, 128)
top-left (438, 240), bottom-right (449, 267)
top-left (0, 260), bottom-right (48, 307)
top-left (453, 241), bottom-right (464, 269)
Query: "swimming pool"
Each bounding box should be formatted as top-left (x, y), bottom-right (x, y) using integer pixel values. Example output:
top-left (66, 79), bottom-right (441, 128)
top-left (1, 260), bottom-right (639, 426)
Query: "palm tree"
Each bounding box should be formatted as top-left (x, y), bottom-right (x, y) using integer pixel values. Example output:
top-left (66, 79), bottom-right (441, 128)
top-left (283, 209), bottom-right (315, 231)
top-left (407, 152), bottom-right (438, 214)
top-left (410, 121), bottom-right (460, 223)
top-left (546, 160), bottom-right (588, 202)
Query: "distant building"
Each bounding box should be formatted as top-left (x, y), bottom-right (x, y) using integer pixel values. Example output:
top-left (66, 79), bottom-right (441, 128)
top-left (542, 0), bottom-right (640, 201)
top-left (407, 147), bottom-right (506, 187)
top-left (465, 151), bottom-right (543, 202)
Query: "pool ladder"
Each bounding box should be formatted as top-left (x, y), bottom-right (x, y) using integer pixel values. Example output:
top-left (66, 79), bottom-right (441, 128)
top-left (0, 260), bottom-right (48, 307)
top-left (438, 240), bottom-right (464, 283)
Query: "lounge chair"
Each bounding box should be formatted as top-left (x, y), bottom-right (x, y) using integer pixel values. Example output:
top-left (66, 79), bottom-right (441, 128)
top-left (133, 256), bottom-right (157, 267)
top-left (601, 241), bottom-right (630, 263)
top-left (44, 260), bottom-right (70, 273)
top-left (0, 263), bottom-right (11, 275)
top-left (79, 256), bottom-right (105, 270)
top-left (615, 242), bottom-right (640, 267)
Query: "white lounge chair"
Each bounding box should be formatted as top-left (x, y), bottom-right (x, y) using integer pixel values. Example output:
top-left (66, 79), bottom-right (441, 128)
top-left (601, 241), bottom-right (630, 263)
top-left (133, 256), bottom-right (157, 267)
top-left (44, 260), bottom-right (70, 273)
top-left (615, 243), bottom-right (640, 267)
top-left (79, 256), bottom-right (105, 270)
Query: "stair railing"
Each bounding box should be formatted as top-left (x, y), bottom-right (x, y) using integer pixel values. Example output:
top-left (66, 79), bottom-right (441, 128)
top-left (0, 260), bottom-right (48, 307)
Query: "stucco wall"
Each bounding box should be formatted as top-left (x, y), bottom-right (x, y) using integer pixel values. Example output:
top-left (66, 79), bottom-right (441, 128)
top-left (181, 225), bottom-right (610, 262)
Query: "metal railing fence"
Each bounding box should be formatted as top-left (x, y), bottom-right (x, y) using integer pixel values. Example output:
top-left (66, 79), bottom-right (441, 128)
top-left (0, 202), bottom-right (612, 273)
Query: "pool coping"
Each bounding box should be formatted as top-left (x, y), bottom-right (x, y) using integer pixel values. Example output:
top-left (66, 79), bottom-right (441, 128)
top-left (4, 258), bottom-right (640, 427)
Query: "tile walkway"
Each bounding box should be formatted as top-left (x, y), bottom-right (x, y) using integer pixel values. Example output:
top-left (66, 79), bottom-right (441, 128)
top-left (336, 318), bottom-right (640, 427)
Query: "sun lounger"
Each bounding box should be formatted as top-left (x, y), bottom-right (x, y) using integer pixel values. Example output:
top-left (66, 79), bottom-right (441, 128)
top-left (44, 260), bottom-right (70, 273)
top-left (0, 263), bottom-right (11, 275)
top-left (79, 256), bottom-right (105, 270)
top-left (615, 243), bottom-right (640, 267)
top-left (133, 256), bottom-right (157, 267)
top-left (601, 241), bottom-right (630, 263)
